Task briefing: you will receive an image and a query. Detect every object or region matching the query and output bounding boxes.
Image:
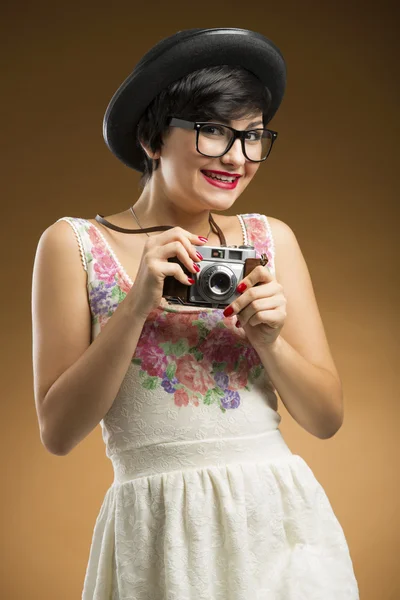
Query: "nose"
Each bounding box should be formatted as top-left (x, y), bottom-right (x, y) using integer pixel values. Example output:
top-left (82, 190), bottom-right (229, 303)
top-left (222, 137), bottom-right (246, 166)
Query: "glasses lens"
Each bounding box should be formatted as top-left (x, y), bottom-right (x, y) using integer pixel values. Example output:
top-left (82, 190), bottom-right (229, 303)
top-left (198, 124), bottom-right (273, 161)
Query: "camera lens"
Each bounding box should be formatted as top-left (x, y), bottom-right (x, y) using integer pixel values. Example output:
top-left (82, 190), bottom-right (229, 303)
top-left (196, 264), bottom-right (237, 304)
top-left (209, 271), bottom-right (231, 295)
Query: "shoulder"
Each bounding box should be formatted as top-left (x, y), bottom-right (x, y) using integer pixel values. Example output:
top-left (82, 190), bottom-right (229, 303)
top-left (233, 213), bottom-right (297, 260)
top-left (263, 215), bottom-right (298, 249)
top-left (48, 217), bottom-right (91, 246)
top-left (264, 215), bottom-right (294, 241)
top-left (239, 214), bottom-right (297, 249)
top-left (41, 217), bottom-right (83, 243)
top-left (37, 218), bottom-right (90, 272)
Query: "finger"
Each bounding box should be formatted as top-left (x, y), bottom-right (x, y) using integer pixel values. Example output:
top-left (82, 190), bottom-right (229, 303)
top-left (235, 295), bottom-right (284, 324)
top-left (224, 282), bottom-right (282, 318)
top-left (245, 307), bottom-right (284, 328)
top-left (147, 227), bottom-right (208, 262)
top-left (159, 241), bottom-right (201, 279)
top-left (236, 263), bottom-right (274, 294)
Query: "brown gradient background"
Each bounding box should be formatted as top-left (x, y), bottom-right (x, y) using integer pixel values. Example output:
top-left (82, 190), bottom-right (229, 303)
top-left (1, 1), bottom-right (398, 598)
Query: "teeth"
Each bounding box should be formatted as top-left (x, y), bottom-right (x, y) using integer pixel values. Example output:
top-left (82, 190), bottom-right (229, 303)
top-left (204, 171), bottom-right (236, 183)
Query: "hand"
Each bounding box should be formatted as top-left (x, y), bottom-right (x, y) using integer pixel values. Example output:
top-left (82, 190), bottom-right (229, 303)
top-left (127, 227), bottom-right (207, 320)
top-left (222, 264), bottom-right (287, 347)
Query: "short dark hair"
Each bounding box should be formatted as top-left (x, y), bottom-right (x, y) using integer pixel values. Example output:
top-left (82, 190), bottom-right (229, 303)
top-left (136, 65), bottom-right (272, 189)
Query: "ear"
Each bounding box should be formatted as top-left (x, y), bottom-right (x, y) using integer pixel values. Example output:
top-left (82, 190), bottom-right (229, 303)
top-left (138, 139), bottom-right (161, 161)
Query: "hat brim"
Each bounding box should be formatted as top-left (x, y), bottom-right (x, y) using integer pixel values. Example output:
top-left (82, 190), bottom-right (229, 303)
top-left (103, 28), bottom-right (287, 172)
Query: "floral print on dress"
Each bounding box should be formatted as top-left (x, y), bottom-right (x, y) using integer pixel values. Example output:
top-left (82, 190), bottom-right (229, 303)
top-left (244, 214), bottom-right (275, 275)
top-left (60, 215), bottom-right (273, 412)
top-left (131, 309), bottom-right (264, 412)
top-left (84, 223), bottom-right (131, 326)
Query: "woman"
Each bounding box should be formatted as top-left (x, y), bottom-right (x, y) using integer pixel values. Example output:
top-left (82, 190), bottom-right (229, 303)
top-left (32, 28), bottom-right (359, 599)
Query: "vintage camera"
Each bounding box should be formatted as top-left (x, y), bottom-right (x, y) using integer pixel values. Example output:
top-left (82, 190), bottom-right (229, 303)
top-left (163, 244), bottom-right (269, 309)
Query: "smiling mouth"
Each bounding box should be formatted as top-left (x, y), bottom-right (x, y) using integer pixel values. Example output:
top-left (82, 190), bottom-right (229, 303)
top-left (200, 171), bottom-right (241, 190)
top-left (201, 170), bottom-right (240, 182)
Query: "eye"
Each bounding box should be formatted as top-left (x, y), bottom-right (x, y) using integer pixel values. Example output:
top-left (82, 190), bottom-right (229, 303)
top-left (245, 130), bottom-right (263, 141)
top-left (201, 125), bottom-right (225, 136)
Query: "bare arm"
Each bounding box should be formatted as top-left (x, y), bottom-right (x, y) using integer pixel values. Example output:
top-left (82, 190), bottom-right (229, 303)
top-left (32, 221), bottom-right (147, 456)
top-left (41, 297), bottom-right (146, 455)
top-left (241, 218), bottom-right (343, 439)
top-left (252, 336), bottom-right (343, 439)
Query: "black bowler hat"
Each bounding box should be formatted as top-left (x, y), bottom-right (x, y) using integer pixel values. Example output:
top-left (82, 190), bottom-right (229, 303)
top-left (103, 27), bottom-right (287, 172)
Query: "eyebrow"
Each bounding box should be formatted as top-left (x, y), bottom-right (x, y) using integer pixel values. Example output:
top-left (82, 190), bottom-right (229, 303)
top-left (213, 119), bottom-right (264, 128)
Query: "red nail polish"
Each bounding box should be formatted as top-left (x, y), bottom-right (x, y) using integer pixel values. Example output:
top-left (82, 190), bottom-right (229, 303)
top-left (237, 283), bottom-right (247, 293)
top-left (235, 320), bottom-right (241, 328)
top-left (223, 306), bottom-right (234, 317)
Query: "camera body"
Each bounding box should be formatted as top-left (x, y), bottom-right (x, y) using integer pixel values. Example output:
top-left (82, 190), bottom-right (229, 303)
top-left (163, 244), bottom-right (268, 309)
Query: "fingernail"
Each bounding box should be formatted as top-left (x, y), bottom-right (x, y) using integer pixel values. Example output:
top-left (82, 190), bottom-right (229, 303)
top-left (223, 306), bottom-right (234, 317)
top-left (236, 320), bottom-right (241, 328)
top-left (196, 251), bottom-right (203, 260)
top-left (198, 236), bottom-right (208, 242)
top-left (188, 277), bottom-right (195, 284)
top-left (237, 283), bottom-right (247, 293)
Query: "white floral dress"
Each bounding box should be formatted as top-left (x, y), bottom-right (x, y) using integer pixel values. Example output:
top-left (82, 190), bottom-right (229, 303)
top-left (57, 213), bottom-right (359, 600)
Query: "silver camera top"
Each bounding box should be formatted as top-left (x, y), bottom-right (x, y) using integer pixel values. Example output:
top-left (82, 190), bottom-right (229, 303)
top-left (183, 243), bottom-right (257, 309)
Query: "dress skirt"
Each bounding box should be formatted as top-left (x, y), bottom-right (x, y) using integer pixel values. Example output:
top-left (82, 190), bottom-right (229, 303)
top-left (81, 430), bottom-right (359, 599)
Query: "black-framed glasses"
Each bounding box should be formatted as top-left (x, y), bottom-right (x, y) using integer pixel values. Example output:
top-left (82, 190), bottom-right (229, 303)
top-left (168, 117), bottom-right (278, 162)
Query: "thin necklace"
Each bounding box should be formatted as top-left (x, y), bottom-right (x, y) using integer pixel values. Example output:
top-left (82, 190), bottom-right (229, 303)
top-left (129, 206), bottom-right (213, 239)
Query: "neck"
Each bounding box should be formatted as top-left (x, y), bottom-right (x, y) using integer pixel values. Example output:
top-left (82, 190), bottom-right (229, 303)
top-left (131, 183), bottom-right (216, 240)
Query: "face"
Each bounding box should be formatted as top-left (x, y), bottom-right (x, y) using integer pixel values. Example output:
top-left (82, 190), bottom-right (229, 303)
top-left (146, 112), bottom-right (264, 212)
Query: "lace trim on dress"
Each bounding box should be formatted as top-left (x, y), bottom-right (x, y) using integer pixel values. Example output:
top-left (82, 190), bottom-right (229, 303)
top-left (56, 217), bottom-right (88, 272)
top-left (236, 214), bottom-right (248, 246)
